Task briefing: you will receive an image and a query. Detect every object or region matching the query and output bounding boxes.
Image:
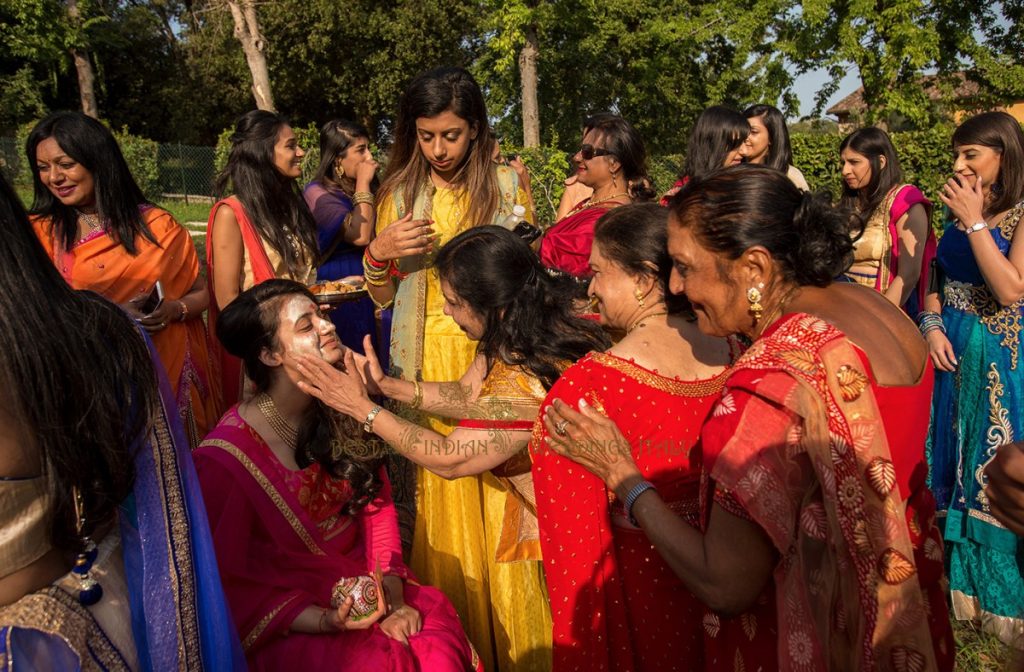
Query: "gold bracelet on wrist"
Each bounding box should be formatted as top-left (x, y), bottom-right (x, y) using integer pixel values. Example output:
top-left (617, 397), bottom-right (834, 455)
top-left (352, 191), bottom-right (374, 206)
top-left (178, 300), bottom-right (189, 322)
top-left (410, 380), bottom-right (423, 410)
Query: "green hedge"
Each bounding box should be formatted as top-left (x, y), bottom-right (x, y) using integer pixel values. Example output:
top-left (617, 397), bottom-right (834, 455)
top-left (791, 126), bottom-right (955, 231)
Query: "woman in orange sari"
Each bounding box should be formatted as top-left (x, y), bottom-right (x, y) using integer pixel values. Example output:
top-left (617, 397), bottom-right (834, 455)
top-left (28, 111), bottom-right (217, 446)
top-left (207, 110), bottom-right (320, 409)
top-left (543, 167), bottom-right (955, 670)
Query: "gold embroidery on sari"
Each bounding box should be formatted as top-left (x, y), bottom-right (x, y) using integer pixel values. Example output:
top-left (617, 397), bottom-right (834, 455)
top-left (974, 364), bottom-right (1014, 510)
top-left (151, 406), bottom-right (201, 669)
top-left (0, 588), bottom-right (130, 671)
top-left (202, 439), bottom-right (327, 556)
top-left (944, 281), bottom-right (1023, 369)
top-left (589, 352), bottom-right (728, 397)
top-left (243, 594), bottom-right (301, 650)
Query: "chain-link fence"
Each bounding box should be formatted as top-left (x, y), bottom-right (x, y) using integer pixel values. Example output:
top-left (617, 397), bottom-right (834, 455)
top-left (156, 143), bottom-right (217, 203)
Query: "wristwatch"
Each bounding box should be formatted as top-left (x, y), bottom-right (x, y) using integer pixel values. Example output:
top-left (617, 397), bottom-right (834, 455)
top-left (363, 404), bottom-right (383, 434)
top-left (963, 221), bottom-right (988, 235)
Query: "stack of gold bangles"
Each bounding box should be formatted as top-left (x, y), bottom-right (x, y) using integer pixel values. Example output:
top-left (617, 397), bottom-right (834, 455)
top-left (352, 191), bottom-right (374, 206)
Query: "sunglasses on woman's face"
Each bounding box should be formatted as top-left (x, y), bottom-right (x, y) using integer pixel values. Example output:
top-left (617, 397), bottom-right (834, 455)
top-left (579, 144), bottom-right (614, 161)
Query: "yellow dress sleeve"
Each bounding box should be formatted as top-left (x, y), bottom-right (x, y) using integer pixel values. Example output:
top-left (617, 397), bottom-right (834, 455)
top-left (515, 187), bottom-right (535, 225)
top-left (375, 193), bottom-right (399, 236)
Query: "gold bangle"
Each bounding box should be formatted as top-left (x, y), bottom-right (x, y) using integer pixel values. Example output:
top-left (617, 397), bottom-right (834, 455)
top-left (410, 380), bottom-right (423, 409)
top-left (352, 191), bottom-right (374, 206)
top-left (318, 607), bottom-right (331, 633)
top-left (178, 300), bottom-right (189, 322)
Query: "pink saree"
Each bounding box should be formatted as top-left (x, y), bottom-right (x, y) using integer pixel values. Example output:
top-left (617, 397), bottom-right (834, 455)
top-left (194, 408), bottom-right (481, 671)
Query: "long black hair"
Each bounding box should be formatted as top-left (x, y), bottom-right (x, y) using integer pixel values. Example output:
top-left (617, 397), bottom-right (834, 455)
top-left (434, 226), bottom-right (610, 390)
top-left (593, 203), bottom-right (692, 316)
top-left (743, 104), bottom-right (794, 172)
top-left (312, 119), bottom-right (375, 196)
top-left (682, 105), bottom-right (750, 181)
top-left (839, 127), bottom-right (902, 224)
top-left (216, 279), bottom-right (382, 515)
top-left (671, 166), bottom-right (856, 287)
top-left (583, 113), bottom-right (657, 201)
top-left (952, 111), bottom-right (1024, 215)
top-left (0, 172), bottom-right (157, 553)
top-left (27, 111), bottom-right (157, 255)
top-left (379, 67), bottom-right (499, 228)
top-left (215, 110), bottom-right (319, 278)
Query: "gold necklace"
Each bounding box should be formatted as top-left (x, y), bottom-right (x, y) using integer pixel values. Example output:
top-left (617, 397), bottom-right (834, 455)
top-left (626, 310), bottom-right (669, 334)
top-left (255, 392), bottom-right (299, 448)
top-left (568, 192), bottom-right (629, 216)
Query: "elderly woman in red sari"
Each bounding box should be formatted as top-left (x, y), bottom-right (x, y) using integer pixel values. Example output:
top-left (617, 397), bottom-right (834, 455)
top-left (194, 280), bottom-right (479, 672)
top-left (543, 167), bottom-right (955, 671)
top-left (539, 113), bottom-right (656, 279)
top-left (530, 203), bottom-right (773, 672)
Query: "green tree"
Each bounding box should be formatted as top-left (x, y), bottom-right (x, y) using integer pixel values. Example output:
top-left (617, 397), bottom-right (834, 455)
top-left (784, 0), bottom-right (1024, 127)
top-left (475, 0), bottom-right (796, 155)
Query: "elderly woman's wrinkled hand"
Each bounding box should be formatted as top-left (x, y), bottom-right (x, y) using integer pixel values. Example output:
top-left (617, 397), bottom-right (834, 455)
top-left (985, 442), bottom-right (1024, 537)
top-left (296, 350), bottom-right (369, 417)
top-left (541, 397), bottom-right (641, 490)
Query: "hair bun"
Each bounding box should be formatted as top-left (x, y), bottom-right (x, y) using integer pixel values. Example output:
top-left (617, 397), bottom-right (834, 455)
top-left (789, 189), bottom-right (854, 286)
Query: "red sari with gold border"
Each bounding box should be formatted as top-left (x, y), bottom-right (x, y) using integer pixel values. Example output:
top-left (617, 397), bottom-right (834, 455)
top-left (531, 351), bottom-right (775, 671)
top-left (194, 407), bottom-right (481, 672)
top-left (700, 314), bottom-right (954, 671)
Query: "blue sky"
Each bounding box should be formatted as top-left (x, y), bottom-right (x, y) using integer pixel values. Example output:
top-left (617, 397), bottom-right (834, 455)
top-left (789, 66), bottom-right (861, 120)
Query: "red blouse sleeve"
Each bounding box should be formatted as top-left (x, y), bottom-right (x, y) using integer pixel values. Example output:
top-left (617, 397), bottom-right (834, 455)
top-left (358, 467), bottom-right (411, 579)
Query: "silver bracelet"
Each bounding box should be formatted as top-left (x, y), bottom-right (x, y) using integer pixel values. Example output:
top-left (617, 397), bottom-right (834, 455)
top-left (363, 404), bottom-right (383, 434)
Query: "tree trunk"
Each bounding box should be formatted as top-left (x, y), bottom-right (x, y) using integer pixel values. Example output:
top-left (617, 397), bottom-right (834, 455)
top-left (226, 0), bottom-right (276, 112)
top-left (519, 24), bottom-right (540, 148)
top-left (66, 0), bottom-right (99, 118)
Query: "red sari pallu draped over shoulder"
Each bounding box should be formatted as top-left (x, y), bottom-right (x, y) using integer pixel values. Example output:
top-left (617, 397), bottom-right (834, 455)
top-left (193, 407), bottom-right (482, 672)
top-left (539, 199), bottom-right (625, 278)
top-left (531, 350), bottom-right (776, 672)
top-left (700, 313), bottom-right (955, 671)
top-left (205, 199), bottom-right (278, 413)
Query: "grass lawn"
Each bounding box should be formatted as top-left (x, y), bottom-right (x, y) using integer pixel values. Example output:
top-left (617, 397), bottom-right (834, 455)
top-left (954, 620), bottom-right (1019, 670)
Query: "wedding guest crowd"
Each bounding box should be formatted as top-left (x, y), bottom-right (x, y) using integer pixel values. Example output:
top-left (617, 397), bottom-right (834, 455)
top-left (5, 64), bottom-right (1024, 672)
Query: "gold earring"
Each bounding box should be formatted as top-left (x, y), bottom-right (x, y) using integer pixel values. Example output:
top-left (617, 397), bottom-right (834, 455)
top-left (747, 287), bottom-right (763, 321)
top-left (635, 287), bottom-right (645, 308)
top-left (335, 161), bottom-right (345, 178)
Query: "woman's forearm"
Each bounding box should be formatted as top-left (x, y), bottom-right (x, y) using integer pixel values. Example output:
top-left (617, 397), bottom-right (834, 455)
top-left (615, 475), bottom-right (775, 617)
top-left (290, 605), bottom-right (330, 634)
top-left (970, 230), bottom-right (1024, 306)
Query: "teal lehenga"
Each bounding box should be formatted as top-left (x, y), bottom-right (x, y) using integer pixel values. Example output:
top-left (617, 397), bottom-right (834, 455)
top-left (928, 202), bottom-right (1024, 645)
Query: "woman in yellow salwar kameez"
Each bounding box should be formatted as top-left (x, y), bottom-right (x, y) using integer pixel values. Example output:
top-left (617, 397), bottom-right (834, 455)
top-left (362, 67), bottom-right (549, 671)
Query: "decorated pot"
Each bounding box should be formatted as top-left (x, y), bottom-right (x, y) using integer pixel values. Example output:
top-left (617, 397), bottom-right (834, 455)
top-left (329, 575), bottom-right (380, 620)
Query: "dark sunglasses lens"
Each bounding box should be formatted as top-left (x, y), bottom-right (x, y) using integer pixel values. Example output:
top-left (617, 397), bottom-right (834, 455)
top-left (580, 145), bottom-right (595, 160)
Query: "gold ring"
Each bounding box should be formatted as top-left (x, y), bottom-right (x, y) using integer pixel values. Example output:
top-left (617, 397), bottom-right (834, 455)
top-left (555, 420), bottom-right (569, 436)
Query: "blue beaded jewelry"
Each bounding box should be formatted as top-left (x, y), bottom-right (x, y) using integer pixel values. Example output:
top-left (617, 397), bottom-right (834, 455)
top-left (623, 480), bottom-right (657, 526)
top-left (72, 488), bottom-right (103, 606)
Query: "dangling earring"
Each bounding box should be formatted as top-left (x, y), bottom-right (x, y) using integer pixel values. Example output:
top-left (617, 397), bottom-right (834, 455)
top-left (72, 487), bottom-right (103, 606)
top-left (335, 161), bottom-right (345, 178)
top-left (634, 287), bottom-right (646, 308)
top-left (612, 172), bottom-right (619, 189)
top-left (747, 286), bottom-right (764, 321)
